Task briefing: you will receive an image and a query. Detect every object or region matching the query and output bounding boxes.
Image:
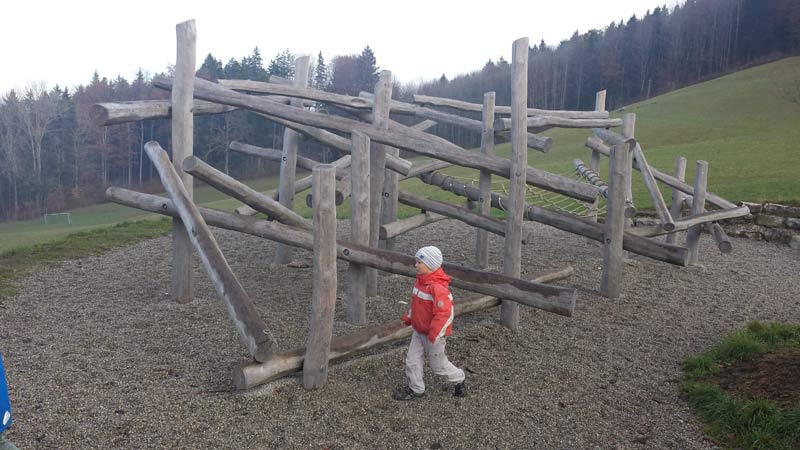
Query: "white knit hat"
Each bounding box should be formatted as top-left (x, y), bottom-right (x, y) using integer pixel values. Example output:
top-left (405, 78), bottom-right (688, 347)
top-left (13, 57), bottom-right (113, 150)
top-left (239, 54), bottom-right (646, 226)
top-left (415, 246), bottom-right (443, 271)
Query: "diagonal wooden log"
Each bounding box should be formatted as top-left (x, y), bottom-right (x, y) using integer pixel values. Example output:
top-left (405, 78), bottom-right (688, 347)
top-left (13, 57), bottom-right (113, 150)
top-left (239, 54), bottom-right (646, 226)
top-left (628, 205), bottom-right (750, 237)
top-left (380, 212), bottom-right (448, 240)
top-left (154, 77), bottom-right (599, 201)
top-left (585, 136), bottom-right (737, 210)
top-left (229, 141), bottom-right (324, 173)
top-left (182, 155), bottom-right (311, 230)
top-left (234, 266), bottom-right (575, 390)
top-left (402, 160), bottom-right (453, 179)
top-left (411, 119), bottom-right (438, 131)
top-left (397, 190), bottom-right (534, 244)
top-left (250, 111), bottom-right (412, 176)
top-left (413, 93), bottom-right (610, 119)
top-left (142, 142), bottom-right (275, 362)
top-left (106, 187), bottom-right (577, 316)
top-left (709, 223), bottom-right (733, 254)
top-left (632, 144), bottom-right (675, 231)
top-left (493, 116), bottom-right (622, 131)
top-left (234, 155), bottom-right (351, 216)
top-left (419, 172), bottom-right (688, 266)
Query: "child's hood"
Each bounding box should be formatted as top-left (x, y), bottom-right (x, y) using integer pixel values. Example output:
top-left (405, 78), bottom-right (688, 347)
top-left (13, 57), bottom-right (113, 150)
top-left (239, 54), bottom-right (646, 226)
top-left (417, 267), bottom-right (451, 287)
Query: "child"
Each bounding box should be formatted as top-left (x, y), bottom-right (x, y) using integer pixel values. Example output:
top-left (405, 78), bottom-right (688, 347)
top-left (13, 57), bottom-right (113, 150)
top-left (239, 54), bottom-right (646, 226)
top-left (0, 353), bottom-right (19, 450)
top-left (393, 246), bottom-right (466, 400)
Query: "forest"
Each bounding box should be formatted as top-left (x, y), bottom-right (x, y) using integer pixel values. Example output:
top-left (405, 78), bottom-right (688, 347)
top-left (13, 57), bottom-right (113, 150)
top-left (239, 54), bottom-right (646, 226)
top-left (0, 0), bottom-right (798, 221)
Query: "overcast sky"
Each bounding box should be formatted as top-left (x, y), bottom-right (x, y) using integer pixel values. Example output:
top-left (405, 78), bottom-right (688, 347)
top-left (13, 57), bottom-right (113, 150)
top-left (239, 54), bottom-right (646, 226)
top-left (1, 0), bottom-right (670, 95)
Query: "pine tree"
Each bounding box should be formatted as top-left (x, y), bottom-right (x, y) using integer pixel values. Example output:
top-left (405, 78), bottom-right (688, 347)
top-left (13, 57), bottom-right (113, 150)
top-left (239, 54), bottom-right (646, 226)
top-left (355, 46), bottom-right (379, 93)
top-left (314, 51), bottom-right (328, 90)
top-left (268, 49), bottom-right (295, 79)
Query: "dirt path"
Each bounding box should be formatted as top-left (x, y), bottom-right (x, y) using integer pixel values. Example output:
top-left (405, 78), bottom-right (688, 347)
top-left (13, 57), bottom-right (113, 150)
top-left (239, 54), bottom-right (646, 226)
top-left (1, 220), bottom-right (798, 449)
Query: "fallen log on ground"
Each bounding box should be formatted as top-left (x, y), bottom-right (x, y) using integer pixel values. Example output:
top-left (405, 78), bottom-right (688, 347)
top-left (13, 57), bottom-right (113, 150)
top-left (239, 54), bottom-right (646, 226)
top-left (234, 266), bottom-right (575, 390)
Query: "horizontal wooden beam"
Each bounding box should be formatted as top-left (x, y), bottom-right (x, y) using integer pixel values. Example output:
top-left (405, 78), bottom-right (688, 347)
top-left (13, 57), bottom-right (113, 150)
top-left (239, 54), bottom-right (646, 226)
top-left (494, 116), bottom-right (622, 132)
top-left (106, 187), bottom-right (577, 315)
top-left (413, 94), bottom-right (610, 119)
top-left (380, 212), bottom-right (447, 240)
top-left (628, 205), bottom-right (750, 237)
top-left (233, 266), bottom-right (575, 390)
top-left (92, 99), bottom-right (235, 126)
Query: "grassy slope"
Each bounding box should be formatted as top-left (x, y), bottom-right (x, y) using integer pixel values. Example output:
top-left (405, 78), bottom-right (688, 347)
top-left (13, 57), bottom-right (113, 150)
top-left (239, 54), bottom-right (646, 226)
top-left (2, 57), bottom-right (799, 253)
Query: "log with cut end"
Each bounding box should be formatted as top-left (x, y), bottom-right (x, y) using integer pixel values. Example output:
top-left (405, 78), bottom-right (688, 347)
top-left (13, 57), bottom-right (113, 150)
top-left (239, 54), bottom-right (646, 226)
top-left (142, 142), bottom-right (275, 362)
top-left (493, 116), bottom-right (622, 131)
top-left (92, 99), bottom-right (236, 126)
top-left (106, 187), bottom-right (577, 315)
top-left (379, 212), bottom-right (448, 240)
top-left (234, 266), bottom-right (575, 390)
top-left (412, 93), bottom-right (610, 119)
top-left (628, 205), bottom-right (750, 237)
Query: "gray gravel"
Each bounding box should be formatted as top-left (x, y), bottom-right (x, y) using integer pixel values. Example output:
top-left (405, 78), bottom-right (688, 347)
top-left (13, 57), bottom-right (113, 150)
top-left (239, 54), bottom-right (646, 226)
top-left (1, 219), bottom-right (798, 449)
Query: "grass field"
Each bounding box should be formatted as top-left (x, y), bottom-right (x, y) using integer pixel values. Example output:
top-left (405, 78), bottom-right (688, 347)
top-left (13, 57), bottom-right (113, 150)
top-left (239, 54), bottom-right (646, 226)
top-left (2, 56), bottom-right (799, 254)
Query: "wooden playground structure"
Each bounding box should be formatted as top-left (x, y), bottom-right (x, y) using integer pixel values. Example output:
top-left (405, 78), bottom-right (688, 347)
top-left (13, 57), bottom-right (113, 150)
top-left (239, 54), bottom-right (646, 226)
top-left (93, 20), bottom-right (750, 391)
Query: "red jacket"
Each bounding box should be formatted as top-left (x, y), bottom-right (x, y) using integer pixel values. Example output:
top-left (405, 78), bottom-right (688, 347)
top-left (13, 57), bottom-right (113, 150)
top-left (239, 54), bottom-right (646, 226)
top-left (402, 268), bottom-right (454, 343)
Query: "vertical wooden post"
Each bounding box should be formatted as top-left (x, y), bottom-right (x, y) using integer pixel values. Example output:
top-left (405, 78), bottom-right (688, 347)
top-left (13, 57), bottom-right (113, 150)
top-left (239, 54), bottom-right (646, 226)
top-left (588, 90), bottom-right (606, 224)
top-left (303, 164), bottom-right (338, 389)
top-left (367, 71), bottom-right (392, 296)
top-left (590, 91), bottom-right (606, 173)
top-left (274, 55), bottom-right (311, 264)
top-left (475, 91), bottom-right (496, 269)
top-left (686, 160), bottom-right (708, 265)
top-left (380, 74), bottom-right (400, 251)
top-left (347, 131), bottom-right (370, 325)
top-left (600, 143), bottom-right (630, 298)
top-left (621, 113), bottom-right (636, 216)
top-left (500, 37), bottom-right (529, 330)
top-left (666, 156), bottom-right (687, 244)
top-left (171, 19), bottom-right (196, 304)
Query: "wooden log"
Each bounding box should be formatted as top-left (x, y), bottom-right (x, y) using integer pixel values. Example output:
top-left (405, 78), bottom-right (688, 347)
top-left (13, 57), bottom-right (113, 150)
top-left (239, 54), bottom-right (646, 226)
top-left (476, 92), bottom-right (496, 269)
top-left (501, 37), bottom-right (529, 330)
top-left (235, 155), bottom-right (351, 216)
top-left (380, 212), bottom-right (448, 240)
top-left (360, 92), bottom-right (552, 153)
top-left (348, 132), bottom-right (370, 325)
top-left (219, 79), bottom-right (373, 110)
top-left (411, 119), bottom-right (437, 131)
top-left (686, 161), bottom-right (708, 265)
top-left (709, 223), bottom-right (732, 254)
top-left (305, 174), bottom-right (351, 207)
top-left (412, 93), bottom-right (610, 119)
top-left (588, 90), bottom-right (607, 224)
top-left (600, 143), bottom-right (630, 298)
top-left (367, 72), bottom-right (393, 295)
top-left (234, 266), bottom-right (575, 390)
top-left (275, 56), bottom-right (311, 264)
top-left (155, 77), bottom-right (599, 202)
top-left (106, 187), bottom-right (577, 314)
top-left (92, 99), bottom-right (236, 126)
top-left (402, 160), bottom-right (453, 179)
top-left (584, 136), bottom-right (737, 210)
top-left (632, 144), bottom-right (675, 231)
top-left (493, 116), bottom-right (622, 131)
top-left (573, 159), bottom-right (608, 197)
top-left (621, 114), bottom-right (636, 222)
top-left (142, 142), bottom-right (274, 361)
top-left (229, 140), bottom-right (322, 172)
top-left (418, 171), bottom-right (688, 265)
top-left (303, 165), bottom-right (338, 389)
top-left (666, 156), bottom-right (687, 244)
top-left (171, 20), bottom-right (196, 305)
top-left (628, 205), bottom-right (750, 237)
top-left (397, 190), bottom-right (533, 244)
top-left (182, 155), bottom-right (311, 230)
top-left (249, 112), bottom-right (412, 175)
top-left (379, 77), bottom-right (401, 252)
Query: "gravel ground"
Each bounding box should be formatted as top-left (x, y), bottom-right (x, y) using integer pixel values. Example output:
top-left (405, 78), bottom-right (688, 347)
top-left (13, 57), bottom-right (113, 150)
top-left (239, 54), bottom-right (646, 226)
top-left (1, 219), bottom-right (799, 449)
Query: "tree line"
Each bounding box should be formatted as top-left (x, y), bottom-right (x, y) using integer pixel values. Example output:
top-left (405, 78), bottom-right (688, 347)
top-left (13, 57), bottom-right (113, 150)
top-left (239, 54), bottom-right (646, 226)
top-left (1, 0), bottom-right (797, 222)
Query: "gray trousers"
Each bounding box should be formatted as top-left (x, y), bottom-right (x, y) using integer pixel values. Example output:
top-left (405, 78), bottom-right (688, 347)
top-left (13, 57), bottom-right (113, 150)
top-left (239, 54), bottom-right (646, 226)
top-left (405, 331), bottom-right (465, 394)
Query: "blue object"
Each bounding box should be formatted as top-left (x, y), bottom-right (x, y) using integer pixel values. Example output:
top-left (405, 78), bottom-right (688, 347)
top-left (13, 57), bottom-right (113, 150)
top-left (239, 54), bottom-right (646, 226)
top-left (0, 354), bottom-right (11, 433)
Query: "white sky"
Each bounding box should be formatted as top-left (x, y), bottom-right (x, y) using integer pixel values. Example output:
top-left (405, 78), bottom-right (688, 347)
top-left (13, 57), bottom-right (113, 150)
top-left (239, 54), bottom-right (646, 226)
top-left (1, 0), bottom-right (669, 95)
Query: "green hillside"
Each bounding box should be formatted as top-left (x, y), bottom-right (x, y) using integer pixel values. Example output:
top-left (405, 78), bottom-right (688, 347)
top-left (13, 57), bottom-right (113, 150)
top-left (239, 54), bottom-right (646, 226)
top-left (2, 57), bottom-right (799, 254)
